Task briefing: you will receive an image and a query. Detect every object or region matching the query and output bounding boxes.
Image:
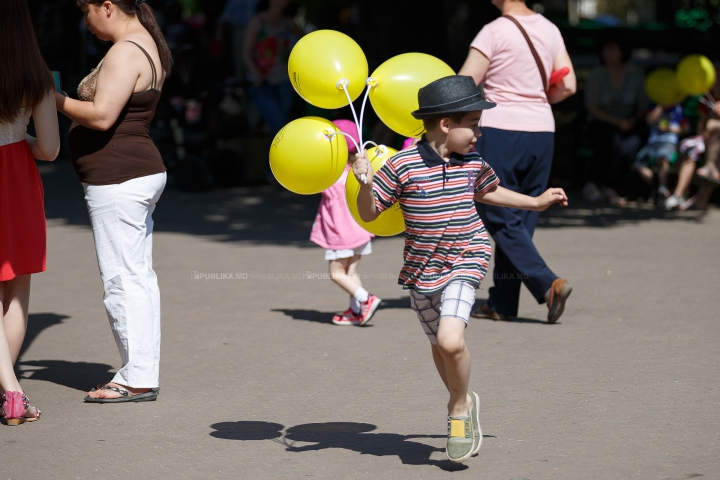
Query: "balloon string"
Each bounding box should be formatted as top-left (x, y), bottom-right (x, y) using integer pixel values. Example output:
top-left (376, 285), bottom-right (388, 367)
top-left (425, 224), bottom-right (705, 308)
top-left (705, 91), bottom-right (716, 106)
top-left (699, 97), bottom-right (715, 109)
top-left (329, 131), bottom-right (362, 154)
top-left (363, 140), bottom-right (378, 150)
top-left (359, 85), bottom-right (372, 144)
top-left (341, 84), bottom-right (367, 184)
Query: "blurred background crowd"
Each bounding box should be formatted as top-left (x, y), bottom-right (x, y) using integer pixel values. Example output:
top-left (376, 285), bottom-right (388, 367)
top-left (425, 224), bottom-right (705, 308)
top-left (29, 0), bottom-right (720, 208)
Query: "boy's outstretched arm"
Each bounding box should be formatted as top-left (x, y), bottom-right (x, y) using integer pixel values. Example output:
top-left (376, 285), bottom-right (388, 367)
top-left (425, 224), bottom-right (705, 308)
top-left (475, 185), bottom-right (568, 211)
top-left (353, 151), bottom-right (381, 222)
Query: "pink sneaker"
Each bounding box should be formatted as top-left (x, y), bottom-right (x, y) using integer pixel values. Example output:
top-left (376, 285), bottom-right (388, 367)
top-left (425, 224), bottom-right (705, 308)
top-left (358, 294), bottom-right (382, 326)
top-left (332, 308), bottom-right (362, 326)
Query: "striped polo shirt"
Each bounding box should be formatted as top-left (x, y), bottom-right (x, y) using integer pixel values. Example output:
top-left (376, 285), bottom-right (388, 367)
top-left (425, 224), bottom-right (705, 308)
top-left (373, 140), bottom-right (500, 293)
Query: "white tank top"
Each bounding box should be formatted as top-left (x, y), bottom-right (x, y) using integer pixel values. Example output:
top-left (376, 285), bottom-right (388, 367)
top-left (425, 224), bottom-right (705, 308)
top-left (0, 109), bottom-right (30, 147)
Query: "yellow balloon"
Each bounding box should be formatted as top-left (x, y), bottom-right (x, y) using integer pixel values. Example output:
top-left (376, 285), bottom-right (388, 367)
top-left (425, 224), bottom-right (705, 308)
top-left (288, 30), bottom-right (368, 109)
top-left (369, 53), bottom-right (455, 138)
top-left (345, 146), bottom-right (405, 236)
top-left (270, 117), bottom-right (348, 195)
top-left (677, 54), bottom-right (716, 95)
top-left (645, 68), bottom-right (686, 107)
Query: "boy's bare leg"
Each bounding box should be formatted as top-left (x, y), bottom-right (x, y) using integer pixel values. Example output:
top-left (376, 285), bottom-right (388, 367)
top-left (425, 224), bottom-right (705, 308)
top-left (2, 275), bottom-right (30, 363)
top-left (674, 157), bottom-right (696, 197)
top-left (0, 281), bottom-right (23, 394)
top-left (435, 316), bottom-right (472, 416)
top-left (329, 257), bottom-right (362, 296)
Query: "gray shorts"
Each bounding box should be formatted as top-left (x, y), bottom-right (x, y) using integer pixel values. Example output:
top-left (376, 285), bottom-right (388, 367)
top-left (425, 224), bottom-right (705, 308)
top-left (409, 281), bottom-right (477, 345)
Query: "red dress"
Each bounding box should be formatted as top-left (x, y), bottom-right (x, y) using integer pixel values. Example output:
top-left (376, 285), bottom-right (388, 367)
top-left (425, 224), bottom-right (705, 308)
top-left (0, 110), bottom-right (46, 281)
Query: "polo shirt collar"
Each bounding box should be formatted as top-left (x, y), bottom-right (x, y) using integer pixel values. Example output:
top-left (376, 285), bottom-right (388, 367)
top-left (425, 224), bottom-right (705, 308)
top-left (416, 139), bottom-right (470, 167)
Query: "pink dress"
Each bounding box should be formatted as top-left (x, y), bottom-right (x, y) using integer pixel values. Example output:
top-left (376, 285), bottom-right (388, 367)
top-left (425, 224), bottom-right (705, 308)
top-left (310, 165), bottom-right (373, 250)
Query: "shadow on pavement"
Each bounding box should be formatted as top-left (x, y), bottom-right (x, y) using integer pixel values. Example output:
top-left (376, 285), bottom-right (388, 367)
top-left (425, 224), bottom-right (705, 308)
top-left (19, 313), bottom-right (70, 359)
top-left (271, 308), bottom-right (336, 324)
top-left (40, 159), bottom-right (339, 246)
top-left (378, 297), bottom-right (411, 310)
top-left (536, 200), bottom-right (707, 228)
top-left (271, 297), bottom-right (410, 325)
top-left (210, 421), bottom-right (483, 471)
top-left (40, 159), bottom-right (711, 249)
top-left (18, 360), bottom-right (115, 392)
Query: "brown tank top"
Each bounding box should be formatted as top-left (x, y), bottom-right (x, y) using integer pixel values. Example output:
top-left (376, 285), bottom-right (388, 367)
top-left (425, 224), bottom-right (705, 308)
top-left (69, 41), bottom-right (166, 186)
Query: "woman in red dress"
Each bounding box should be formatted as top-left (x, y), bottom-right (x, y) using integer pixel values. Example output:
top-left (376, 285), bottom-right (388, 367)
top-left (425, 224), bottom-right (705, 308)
top-left (0, 0), bottom-right (60, 425)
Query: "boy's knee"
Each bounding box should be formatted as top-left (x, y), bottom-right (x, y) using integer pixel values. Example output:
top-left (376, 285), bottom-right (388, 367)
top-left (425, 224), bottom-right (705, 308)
top-left (436, 332), bottom-right (466, 357)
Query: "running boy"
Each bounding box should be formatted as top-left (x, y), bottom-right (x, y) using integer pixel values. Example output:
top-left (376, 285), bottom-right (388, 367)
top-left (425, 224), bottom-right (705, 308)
top-left (352, 75), bottom-right (568, 464)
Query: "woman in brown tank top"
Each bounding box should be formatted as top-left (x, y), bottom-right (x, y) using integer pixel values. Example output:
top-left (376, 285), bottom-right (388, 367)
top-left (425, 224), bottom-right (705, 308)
top-left (55, 0), bottom-right (172, 403)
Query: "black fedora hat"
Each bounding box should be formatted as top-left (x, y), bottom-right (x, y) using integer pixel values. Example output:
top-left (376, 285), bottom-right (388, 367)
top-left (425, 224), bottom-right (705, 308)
top-left (411, 75), bottom-right (496, 119)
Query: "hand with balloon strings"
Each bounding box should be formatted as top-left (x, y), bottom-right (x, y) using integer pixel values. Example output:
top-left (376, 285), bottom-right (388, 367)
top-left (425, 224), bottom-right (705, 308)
top-left (352, 150), bottom-right (373, 186)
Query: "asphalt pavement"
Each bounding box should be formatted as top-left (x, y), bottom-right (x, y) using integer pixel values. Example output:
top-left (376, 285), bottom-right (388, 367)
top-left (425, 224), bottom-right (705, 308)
top-left (3, 158), bottom-right (719, 479)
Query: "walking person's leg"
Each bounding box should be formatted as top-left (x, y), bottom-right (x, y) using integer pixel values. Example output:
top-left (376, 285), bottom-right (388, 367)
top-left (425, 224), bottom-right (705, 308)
top-left (412, 282), bottom-right (480, 463)
top-left (0, 279), bottom-right (40, 423)
top-left (84, 173), bottom-right (166, 401)
top-left (329, 256), bottom-right (363, 298)
top-left (0, 275), bottom-right (30, 363)
top-left (329, 254), bottom-right (377, 325)
top-left (475, 129), bottom-right (568, 321)
top-left (520, 132), bottom-right (572, 321)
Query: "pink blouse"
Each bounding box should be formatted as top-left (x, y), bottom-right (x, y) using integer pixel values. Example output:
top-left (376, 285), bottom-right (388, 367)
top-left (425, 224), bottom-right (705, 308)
top-left (471, 14), bottom-right (565, 133)
top-left (310, 166), bottom-right (373, 250)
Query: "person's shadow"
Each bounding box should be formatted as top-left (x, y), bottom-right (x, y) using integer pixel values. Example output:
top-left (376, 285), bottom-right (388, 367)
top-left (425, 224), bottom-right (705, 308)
top-left (210, 420), bottom-right (496, 471)
top-left (18, 313), bottom-right (70, 359)
top-left (271, 296), bottom-right (411, 325)
top-left (16, 313), bottom-right (115, 391)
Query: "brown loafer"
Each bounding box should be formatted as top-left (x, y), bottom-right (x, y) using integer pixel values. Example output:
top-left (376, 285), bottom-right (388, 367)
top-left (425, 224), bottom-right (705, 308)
top-left (470, 302), bottom-right (508, 321)
top-left (547, 278), bottom-right (572, 324)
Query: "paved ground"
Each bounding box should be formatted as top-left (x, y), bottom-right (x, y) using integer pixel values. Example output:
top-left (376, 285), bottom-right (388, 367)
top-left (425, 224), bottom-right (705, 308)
top-left (4, 158), bottom-right (720, 479)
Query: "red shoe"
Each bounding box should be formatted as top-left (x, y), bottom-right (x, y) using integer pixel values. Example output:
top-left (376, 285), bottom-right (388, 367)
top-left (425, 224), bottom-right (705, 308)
top-left (358, 294), bottom-right (382, 326)
top-left (332, 308), bottom-right (362, 326)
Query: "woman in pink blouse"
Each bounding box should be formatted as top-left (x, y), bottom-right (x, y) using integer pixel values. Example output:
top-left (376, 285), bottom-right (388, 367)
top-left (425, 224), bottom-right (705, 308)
top-left (459, 0), bottom-right (576, 323)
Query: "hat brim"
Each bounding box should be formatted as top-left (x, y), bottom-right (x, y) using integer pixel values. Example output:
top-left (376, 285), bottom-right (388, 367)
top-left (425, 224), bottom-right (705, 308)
top-left (411, 99), bottom-right (497, 119)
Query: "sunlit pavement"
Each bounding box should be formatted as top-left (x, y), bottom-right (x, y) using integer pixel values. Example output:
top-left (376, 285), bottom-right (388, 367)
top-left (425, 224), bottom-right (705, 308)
top-left (5, 158), bottom-right (720, 479)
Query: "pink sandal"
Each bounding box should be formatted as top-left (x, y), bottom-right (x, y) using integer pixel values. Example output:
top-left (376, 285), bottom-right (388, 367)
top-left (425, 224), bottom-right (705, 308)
top-left (2, 392), bottom-right (41, 426)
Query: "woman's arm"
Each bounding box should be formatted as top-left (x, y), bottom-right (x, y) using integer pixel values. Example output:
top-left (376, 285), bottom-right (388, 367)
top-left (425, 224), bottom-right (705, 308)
top-left (242, 17), bottom-right (264, 85)
top-left (547, 49), bottom-right (576, 104)
top-left (55, 42), bottom-right (142, 131)
top-left (26, 91), bottom-right (60, 161)
top-left (475, 185), bottom-right (568, 211)
top-left (458, 48), bottom-right (490, 86)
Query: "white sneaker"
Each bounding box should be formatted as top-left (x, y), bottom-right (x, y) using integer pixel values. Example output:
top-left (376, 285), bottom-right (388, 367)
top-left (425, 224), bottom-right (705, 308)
top-left (664, 194), bottom-right (683, 211)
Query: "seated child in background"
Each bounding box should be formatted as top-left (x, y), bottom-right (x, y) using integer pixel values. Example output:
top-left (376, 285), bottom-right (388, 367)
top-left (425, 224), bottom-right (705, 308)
top-left (353, 76), bottom-right (568, 464)
top-left (634, 103), bottom-right (689, 202)
top-left (309, 120), bottom-right (382, 326)
top-left (664, 104), bottom-right (720, 209)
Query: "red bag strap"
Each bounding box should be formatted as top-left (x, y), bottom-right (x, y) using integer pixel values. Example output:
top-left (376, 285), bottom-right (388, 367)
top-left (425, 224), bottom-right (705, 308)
top-left (503, 15), bottom-right (548, 93)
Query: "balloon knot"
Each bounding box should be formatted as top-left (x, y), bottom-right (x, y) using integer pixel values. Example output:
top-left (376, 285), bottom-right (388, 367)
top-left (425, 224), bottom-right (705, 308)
top-left (336, 79), bottom-right (350, 90)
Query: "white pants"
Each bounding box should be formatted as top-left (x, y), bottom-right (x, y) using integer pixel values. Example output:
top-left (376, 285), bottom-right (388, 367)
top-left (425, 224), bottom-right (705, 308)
top-left (83, 172), bottom-right (166, 388)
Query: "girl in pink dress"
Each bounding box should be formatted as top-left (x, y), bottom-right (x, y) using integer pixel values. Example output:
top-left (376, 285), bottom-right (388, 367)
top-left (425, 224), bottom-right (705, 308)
top-left (310, 120), bottom-right (382, 326)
